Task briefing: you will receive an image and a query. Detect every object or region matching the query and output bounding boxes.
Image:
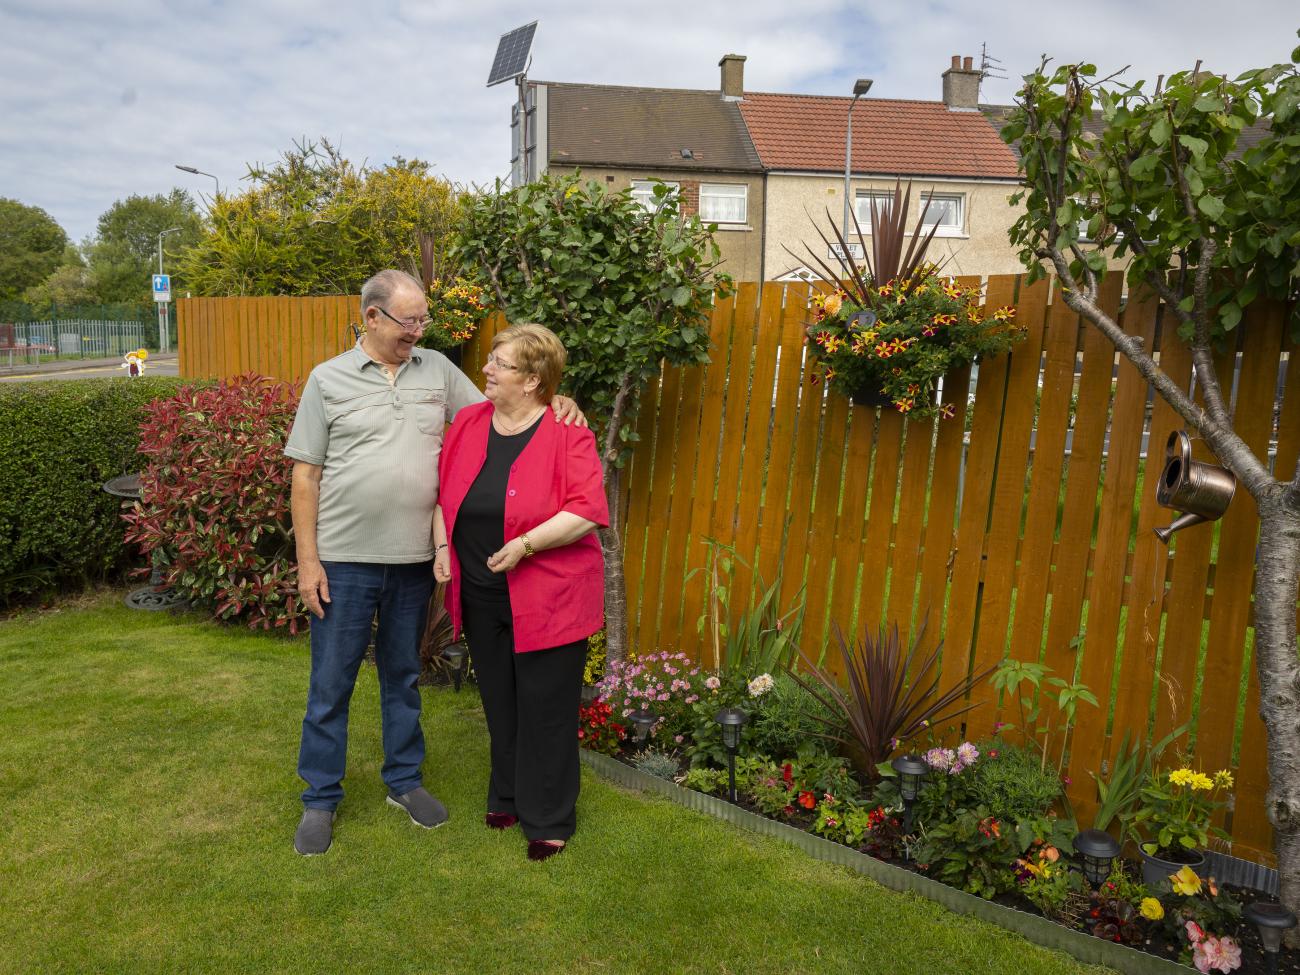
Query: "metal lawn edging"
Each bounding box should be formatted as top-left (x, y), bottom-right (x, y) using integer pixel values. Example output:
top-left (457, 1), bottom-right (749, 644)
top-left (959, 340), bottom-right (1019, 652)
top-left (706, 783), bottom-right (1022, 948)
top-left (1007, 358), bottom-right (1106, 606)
top-left (581, 749), bottom-right (1192, 975)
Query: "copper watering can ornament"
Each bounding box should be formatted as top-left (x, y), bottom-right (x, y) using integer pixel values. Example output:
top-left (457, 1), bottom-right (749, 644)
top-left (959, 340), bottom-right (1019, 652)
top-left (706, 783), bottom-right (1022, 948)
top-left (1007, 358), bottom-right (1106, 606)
top-left (1154, 430), bottom-right (1237, 544)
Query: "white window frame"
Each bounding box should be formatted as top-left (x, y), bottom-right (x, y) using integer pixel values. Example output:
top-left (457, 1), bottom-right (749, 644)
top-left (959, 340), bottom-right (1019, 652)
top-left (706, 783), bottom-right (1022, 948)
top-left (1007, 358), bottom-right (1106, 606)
top-left (631, 179), bottom-right (679, 213)
top-left (917, 192), bottom-right (964, 236)
top-left (699, 183), bottom-right (748, 225)
top-left (854, 191), bottom-right (895, 232)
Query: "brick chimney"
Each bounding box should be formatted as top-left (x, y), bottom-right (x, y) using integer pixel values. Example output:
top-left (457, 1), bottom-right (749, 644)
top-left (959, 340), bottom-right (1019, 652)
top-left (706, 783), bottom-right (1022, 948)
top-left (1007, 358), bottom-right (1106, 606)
top-left (942, 54), bottom-right (981, 111)
top-left (719, 54), bottom-right (746, 100)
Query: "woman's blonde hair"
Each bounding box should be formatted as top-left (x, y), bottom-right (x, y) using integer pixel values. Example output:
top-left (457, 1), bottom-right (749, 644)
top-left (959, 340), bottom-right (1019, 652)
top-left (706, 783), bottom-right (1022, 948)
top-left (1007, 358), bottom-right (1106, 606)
top-left (492, 323), bottom-right (567, 402)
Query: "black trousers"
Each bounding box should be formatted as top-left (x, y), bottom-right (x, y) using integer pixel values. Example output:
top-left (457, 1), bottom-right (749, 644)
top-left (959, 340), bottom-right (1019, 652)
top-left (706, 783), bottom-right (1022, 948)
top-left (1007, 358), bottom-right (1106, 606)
top-left (461, 593), bottom-right (587, 842)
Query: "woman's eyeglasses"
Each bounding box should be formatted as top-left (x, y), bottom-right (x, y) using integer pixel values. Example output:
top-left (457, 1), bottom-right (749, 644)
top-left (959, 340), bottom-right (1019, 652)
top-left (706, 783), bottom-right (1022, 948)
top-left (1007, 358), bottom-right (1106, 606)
top-left (485, 353), bottom-right (521, 372)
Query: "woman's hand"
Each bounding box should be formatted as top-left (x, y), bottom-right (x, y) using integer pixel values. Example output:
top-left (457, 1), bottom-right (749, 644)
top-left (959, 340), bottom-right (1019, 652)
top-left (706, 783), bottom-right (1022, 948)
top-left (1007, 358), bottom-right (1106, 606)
top-left (433, 546), bottom-right (452, 583)
top-left (487, 537), bottom-right (527, 574)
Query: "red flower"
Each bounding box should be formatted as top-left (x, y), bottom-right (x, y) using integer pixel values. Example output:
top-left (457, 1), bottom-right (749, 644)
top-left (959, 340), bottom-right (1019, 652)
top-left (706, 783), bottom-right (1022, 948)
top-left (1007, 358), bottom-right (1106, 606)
top-left (782, 763), bottom-right (793, 787)
top-left (798, 790), bottom-right (816, 809)
top-left (783, 804), bottom-right (795, 816)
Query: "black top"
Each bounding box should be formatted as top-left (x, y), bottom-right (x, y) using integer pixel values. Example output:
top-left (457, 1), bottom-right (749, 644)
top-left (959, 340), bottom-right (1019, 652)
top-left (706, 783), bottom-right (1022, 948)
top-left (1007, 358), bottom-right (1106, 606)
top-left (452, 412), bottom-right (544, 599)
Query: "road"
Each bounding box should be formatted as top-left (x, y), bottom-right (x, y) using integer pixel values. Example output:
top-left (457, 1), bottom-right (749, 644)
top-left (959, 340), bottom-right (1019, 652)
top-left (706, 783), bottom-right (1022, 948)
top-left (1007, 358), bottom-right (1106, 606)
top-left (0, 356), bottom-right (179, 383)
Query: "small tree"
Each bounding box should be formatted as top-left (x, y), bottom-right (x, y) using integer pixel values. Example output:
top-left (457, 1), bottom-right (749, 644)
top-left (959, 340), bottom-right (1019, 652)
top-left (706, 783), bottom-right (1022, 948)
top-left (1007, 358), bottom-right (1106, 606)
top-left (179, 139), bottom-right (465, 297)
top-left (1004, 43), bottom-right (1300, 918)
top-left (453, 173), bottom-right (732, 662)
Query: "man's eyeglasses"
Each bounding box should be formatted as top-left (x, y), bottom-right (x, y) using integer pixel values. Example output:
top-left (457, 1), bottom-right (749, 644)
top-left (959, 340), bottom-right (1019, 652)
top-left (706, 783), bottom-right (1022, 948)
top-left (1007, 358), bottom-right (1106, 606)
top-left (376, 307), bottom-right (430, 332)
top-left (485, 352), bottom-right (521, 372)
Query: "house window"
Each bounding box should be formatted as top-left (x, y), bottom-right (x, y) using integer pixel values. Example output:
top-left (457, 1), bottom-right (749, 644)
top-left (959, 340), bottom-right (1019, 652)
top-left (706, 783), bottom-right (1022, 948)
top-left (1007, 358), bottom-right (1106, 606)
top-left (918, 193), bottom-right (964, 234)
top-left (699, 183), bottom-right (747, 224)
top-left (854, 191), bottom-right (894, 230)
top-left (631, 180), bottom-right (679, 213)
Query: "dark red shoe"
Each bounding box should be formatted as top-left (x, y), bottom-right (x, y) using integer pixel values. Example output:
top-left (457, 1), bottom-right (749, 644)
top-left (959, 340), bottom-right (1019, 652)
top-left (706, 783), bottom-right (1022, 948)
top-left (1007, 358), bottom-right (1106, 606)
top-left (485, 812), bottom-right (519, 830)
top-left (527, 840), bottom-right (566, 862)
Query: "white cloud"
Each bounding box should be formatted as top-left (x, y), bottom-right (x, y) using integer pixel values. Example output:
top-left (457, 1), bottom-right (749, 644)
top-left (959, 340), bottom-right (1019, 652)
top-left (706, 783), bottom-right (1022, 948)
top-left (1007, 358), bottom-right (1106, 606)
top-left (0, 0), bottom-right (1294, 244)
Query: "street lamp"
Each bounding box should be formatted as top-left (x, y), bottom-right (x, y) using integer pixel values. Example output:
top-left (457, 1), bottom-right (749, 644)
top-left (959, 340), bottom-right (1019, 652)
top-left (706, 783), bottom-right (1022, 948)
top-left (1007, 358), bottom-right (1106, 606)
top-left (842, 77), bottom-right (873, 253)
top-left (156, 227), bottom-right (182, 275)
top-left (1073, 829), bottom-right (1122, 887)
top-left (714, 707), bottom-right (749, 803)
top-left (175, 164), bottom-right (221, 198)
top-left (1245, 902), bottom-right (1297, 975)
top-left (155, 227), bottom-right (182, 354)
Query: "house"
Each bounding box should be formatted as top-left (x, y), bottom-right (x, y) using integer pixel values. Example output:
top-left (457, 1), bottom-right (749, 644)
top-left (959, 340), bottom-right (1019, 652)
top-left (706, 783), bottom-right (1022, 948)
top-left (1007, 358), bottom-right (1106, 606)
top-left (514, 54), bottom-right (1026, 282)
top-left (515, 60), bottom-right (766, 281)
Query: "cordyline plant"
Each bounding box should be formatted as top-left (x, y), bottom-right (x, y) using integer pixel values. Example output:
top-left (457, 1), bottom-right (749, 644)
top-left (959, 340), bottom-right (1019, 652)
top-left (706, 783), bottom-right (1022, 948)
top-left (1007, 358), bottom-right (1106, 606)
top-left (1003, 42), bottom-right (1300, 927)
top-left (123, 374), bottom-right (305, 632)
top-left (787, 621), bottom-right (993, 779)
top-left (452, 172), bottom-right (732, 663)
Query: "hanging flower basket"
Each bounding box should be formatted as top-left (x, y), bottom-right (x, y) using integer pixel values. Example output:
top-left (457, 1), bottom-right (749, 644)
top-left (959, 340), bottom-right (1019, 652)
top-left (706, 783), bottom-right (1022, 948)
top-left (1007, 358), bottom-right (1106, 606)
top-left (807, 275), bottom-right (1022, 418)
top-left (418, 277), bottom-right (488, 351)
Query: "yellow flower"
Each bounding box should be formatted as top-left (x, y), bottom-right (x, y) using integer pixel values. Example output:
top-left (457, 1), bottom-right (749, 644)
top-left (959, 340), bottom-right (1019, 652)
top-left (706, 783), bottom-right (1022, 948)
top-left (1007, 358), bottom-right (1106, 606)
top-left (1214, 770), bottom-right (1234, 789)
top-left (822, 292), bottom-right (843, 317)
top-left (1169, 768), bottom-right (1195, 787)
top-left (1170, 866), bottom-right (1202, 896)
top-left (1190, 772), bottom-right (1215, 791)
top-left (1140, 897), bottom-right (1165, 921)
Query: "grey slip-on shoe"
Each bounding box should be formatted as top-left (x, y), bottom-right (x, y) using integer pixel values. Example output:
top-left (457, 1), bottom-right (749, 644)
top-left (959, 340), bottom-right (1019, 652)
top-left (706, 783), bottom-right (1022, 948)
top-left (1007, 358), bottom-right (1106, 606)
top-left (386, 787), bottom-right (449, 829)
top-left (294, 808), bottom-right (336, 856)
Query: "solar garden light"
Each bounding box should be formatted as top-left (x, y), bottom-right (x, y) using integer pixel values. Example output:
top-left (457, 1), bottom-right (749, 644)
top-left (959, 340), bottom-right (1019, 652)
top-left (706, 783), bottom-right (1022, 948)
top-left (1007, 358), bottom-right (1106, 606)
top-left (628, 708), bottom-right (658, 745)
top-left (441, 639), bottom-right (468, 693)
top-left (1246, 902), bottom-right (1297, 974)
top-left (1072, 829), bottom-right (1122, 888)
top-left (715, 708), bottom-right (750, 803)
top-left (891, 754), bottom-right (929, 837)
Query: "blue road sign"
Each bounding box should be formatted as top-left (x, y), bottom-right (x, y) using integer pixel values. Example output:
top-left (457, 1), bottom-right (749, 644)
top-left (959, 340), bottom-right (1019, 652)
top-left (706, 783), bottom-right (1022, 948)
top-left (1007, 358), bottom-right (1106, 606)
top-left (152, 274), bottom-right (171, 302)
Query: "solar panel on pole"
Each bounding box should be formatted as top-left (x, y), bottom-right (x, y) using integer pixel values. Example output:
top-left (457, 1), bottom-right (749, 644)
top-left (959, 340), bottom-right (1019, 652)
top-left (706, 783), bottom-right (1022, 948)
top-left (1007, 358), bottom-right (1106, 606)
top-left (487, 21), bottom-right (537, 87)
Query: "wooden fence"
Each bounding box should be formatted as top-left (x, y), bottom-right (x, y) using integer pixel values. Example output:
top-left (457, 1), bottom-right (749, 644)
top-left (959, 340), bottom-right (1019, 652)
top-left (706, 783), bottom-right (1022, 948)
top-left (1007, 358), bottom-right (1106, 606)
top-left (179, 277), bottom-right (1295, 863)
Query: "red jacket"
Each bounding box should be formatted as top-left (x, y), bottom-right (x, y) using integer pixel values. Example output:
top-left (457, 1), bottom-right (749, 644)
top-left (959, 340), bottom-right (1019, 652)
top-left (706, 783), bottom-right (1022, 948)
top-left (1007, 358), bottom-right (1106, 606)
top-left (439, 402), bottom-right (609, 652)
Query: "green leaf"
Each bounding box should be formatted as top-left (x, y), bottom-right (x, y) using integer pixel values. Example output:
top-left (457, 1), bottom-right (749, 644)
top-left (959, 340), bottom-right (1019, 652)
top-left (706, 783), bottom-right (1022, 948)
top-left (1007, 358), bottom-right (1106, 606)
top-left (1178, 134), bottom-right (1209, 159)
top-left (1150, 116), bottom-right (1171, 146)
top-left (1197, 195), bottom-right (1226, 221)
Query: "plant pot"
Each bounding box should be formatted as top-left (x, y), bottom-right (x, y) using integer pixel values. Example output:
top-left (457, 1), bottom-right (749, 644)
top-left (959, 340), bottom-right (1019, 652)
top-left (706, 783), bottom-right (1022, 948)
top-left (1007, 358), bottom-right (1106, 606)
top-left (1139, 845), bottom-right (1205, 888)
top-left (846, 378), bottom-right (892, 409)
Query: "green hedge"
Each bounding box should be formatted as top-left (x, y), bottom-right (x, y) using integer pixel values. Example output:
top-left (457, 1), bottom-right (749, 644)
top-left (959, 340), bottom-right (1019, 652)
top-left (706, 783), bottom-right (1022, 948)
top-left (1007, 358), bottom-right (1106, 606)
top-left (0, 377), bottom-right (196, 604)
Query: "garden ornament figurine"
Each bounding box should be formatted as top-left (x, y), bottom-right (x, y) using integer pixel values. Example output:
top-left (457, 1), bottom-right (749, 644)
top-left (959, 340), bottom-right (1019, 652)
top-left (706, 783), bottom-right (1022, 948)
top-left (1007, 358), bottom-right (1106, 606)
top-left (120, 348), bottom-right (149, 377)
top-left (1154, 430), bottom-right (1236, 544)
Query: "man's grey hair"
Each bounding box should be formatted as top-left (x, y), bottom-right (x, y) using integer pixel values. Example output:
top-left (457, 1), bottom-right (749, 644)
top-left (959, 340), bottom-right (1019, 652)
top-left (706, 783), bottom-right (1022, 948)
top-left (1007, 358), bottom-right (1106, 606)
top-left (360, 269), bottom-right (424, 318)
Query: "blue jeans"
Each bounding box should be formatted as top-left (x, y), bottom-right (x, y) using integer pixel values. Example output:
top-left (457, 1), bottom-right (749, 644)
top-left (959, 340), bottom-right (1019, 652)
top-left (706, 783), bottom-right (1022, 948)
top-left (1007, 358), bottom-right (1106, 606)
top-left (297, 560), bottom-right (433, 810)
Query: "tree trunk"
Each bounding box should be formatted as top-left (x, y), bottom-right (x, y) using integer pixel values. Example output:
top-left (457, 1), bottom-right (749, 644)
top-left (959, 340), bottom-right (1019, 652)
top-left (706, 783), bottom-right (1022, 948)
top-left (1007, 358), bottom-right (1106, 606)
top-left (1254, 492), bottom-right (1300, 942)
top-left (600, 465), bottom-right (629, 665)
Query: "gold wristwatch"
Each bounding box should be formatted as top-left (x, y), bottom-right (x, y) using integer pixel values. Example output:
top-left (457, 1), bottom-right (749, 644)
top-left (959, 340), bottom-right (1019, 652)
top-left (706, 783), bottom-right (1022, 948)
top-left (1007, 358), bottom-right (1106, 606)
top-left (520, 534), bottom-right (535, 557)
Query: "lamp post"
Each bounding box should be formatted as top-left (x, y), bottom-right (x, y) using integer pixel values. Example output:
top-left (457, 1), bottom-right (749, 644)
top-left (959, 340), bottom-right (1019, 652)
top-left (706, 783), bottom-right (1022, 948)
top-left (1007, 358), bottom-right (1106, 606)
top-left (175, 164), bottom-right (221, 198)
top-left (441, 639), bottom-right (468, 692)
top-left (842, 77), bottom-right (873, 254)
top-left (715, 707), bottom-right (749, 803)
top-left (155, 227), bottom-right (182, 353)
top-left (1245, 902), bottom-right (1297, 975)
top-left (891, 754), bottom-right (928, 837)
top-left (1072, 829), bottom-right (1122, 887)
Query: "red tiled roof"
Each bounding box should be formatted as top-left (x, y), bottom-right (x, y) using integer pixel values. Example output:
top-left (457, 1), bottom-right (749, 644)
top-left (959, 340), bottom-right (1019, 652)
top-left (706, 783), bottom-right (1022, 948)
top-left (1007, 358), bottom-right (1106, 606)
top-left (739, 93), bottom-right (1020, 180)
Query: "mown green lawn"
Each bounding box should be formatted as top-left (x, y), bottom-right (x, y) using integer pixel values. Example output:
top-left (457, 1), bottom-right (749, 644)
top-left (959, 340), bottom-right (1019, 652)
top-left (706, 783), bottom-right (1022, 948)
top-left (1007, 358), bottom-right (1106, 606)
top-left (0, 594), bottom-right (1113, 975)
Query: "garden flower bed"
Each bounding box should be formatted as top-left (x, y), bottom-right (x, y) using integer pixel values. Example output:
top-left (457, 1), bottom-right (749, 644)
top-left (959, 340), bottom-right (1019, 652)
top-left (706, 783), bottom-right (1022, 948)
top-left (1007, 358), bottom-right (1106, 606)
top-left (579, 648), bottom-right (1297, 975)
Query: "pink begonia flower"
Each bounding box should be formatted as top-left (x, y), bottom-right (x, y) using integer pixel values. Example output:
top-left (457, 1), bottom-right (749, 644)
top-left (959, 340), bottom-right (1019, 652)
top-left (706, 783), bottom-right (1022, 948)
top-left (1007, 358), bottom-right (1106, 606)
top-left (1193, 935), bottom-right (1241, 973)
top-left (705, 676), bottom-right (721, 691)
top-left (1185, 921), bottom-right (1205, 945)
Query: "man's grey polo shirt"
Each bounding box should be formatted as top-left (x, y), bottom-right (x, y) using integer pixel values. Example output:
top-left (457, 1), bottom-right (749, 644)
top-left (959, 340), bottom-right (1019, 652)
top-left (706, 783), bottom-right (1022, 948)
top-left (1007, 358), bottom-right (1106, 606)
top-left (285, 342), bottom-right (485, 564)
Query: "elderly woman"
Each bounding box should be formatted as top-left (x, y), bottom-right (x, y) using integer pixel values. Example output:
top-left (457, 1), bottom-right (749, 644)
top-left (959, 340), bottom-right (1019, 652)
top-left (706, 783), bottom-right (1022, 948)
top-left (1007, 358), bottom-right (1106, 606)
top-left (432, 323), bottom-right (608, 861)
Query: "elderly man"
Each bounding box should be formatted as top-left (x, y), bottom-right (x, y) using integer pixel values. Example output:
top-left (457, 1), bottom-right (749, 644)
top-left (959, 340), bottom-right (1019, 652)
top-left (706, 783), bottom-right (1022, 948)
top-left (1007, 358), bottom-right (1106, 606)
top-left (286, 269), bottom-right (583, 856)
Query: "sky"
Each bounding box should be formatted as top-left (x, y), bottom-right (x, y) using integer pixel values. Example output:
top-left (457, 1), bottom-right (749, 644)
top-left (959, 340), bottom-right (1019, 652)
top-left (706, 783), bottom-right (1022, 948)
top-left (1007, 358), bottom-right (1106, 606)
top-left (1, 0), bottom-right (1295, 243)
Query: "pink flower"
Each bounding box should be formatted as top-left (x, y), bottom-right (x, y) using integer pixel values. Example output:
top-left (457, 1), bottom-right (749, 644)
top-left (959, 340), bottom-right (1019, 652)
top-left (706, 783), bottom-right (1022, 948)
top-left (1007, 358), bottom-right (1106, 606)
top-left (674, 735), bottom-right (684, 744)
top-left (705, 676), bottom-right (721, 691)
top-left (1193, 934), bottom-right (1241, 973)
top-left (1185, 921), bottom-right (1205, 945)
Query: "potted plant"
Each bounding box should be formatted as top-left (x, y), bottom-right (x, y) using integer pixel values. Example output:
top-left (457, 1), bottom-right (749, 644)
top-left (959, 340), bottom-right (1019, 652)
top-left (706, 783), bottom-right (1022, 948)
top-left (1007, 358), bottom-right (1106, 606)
top-left (790, 181), bottom-right (1024, 418)
top-left (1129, 765), bottom-right (1233, 886)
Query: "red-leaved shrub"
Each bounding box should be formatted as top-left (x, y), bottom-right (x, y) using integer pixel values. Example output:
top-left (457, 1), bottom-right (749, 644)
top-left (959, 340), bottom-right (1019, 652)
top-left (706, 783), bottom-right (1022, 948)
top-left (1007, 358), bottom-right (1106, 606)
top-left (123, 374), bottom-right (306, 632)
